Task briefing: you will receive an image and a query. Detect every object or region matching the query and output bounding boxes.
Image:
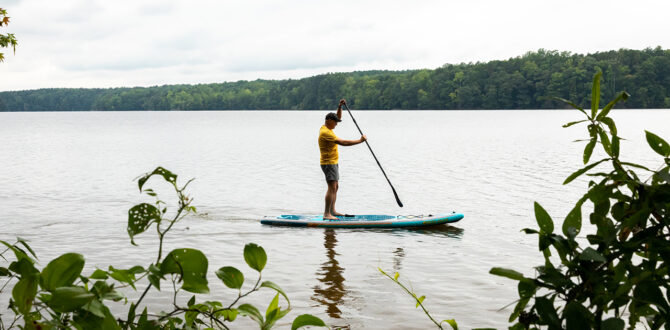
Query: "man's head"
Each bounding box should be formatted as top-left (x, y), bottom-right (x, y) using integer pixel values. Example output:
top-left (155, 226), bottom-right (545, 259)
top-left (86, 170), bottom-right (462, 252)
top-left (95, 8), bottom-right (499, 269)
top-left (325, 112), bottom-right (341, 129)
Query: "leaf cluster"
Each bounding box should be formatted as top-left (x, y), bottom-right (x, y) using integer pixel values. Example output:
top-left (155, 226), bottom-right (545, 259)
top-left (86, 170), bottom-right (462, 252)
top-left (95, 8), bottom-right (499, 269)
top-left (1, 167), bottom-right (327, 330)
top-left (0, 8), bottom-right (17, 62)
top-left (491, 72), bottom-right (670, 329)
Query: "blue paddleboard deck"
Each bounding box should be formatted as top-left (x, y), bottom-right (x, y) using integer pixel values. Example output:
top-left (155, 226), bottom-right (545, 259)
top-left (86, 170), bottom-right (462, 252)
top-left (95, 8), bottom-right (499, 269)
top-left (260, 213), bottom-right (464, 228)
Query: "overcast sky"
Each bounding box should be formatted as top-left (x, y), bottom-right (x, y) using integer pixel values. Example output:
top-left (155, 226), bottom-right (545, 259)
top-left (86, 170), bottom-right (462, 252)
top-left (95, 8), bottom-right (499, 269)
top-left (1, 0), bottom-right (669, 91)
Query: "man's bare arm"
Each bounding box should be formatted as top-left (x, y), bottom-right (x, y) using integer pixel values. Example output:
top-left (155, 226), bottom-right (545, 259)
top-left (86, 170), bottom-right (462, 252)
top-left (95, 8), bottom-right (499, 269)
top-left (337, 99), bottom-right (345, 120)
top-left (335, 135), bottom-right (366, 146)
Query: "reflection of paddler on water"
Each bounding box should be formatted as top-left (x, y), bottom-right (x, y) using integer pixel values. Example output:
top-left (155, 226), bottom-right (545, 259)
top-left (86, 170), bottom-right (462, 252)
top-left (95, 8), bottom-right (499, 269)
top-left (311, 229), bottom-right (347, 319)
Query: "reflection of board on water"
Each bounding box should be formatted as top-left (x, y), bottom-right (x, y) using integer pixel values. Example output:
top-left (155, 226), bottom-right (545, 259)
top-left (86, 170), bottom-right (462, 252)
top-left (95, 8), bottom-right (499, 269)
top-left (311, 229), bottom-right (347, 320)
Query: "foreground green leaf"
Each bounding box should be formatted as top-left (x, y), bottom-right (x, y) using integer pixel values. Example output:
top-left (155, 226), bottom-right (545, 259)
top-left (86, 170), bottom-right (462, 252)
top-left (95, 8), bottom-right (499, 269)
top-left (564, 158), bottom-right (609, 184)
top-left (579, 247), bottom-right (606, 263)
top-left (442, 319), bottom-right (459, 330)
top-left (49, 286), bottom-right (95, 312)
top-left (238, 303), bottom-right (264, 326)
top-left (562, 204), bottom-right (582, 238)
top-left (40, 253), bottom-right (85, 292)
top-left (291, 314), bottom-right (326, 330)
top-left (160, 248), bottom-right (209, 293)
top-left (534, 202), bottom-right (554, 234)
top-left (645, 130), bottom-right (670, 157)
top-left (489, 267), bottom-right (524, 281)
top-left (583, 137), bottom-right (597, 164)
top-left (215, 266), bottom-right (244, 289)
top-left (138, 166), bottom-right (177, 191)
top-left (127, 203), bottom-right (161, 245)
top-left (244, 243), bottom-right (267, 272)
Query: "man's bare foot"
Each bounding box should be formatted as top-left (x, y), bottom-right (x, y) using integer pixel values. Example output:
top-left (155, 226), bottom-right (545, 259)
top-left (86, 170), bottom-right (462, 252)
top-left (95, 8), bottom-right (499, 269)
top-left (323, 214), bottom-right (339, 220)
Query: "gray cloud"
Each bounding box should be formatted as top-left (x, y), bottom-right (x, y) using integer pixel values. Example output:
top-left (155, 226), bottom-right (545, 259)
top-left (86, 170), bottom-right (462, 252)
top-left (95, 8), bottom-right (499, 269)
top-left (2, 0), bottom-right (670, 91)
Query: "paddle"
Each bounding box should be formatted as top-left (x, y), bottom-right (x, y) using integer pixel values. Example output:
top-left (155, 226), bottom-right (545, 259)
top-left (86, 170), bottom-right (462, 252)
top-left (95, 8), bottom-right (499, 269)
top-left (343, 103), bottom-right (403, 207)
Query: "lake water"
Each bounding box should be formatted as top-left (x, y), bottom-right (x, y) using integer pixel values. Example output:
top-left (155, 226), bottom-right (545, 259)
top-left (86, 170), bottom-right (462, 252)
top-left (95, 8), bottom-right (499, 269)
top-left (1, 110), bottom-right (669, 328)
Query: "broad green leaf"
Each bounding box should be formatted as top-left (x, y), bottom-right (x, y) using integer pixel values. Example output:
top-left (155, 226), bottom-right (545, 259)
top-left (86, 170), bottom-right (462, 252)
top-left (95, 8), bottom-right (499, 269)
top-left (49, 286), bottom-right (95, 312)
top-left (291, 314), bottom-right (327, 330)
top-left (82, 299), bottom-right (106, 318)
top-left (645, 130), bottom-right (670, 157)
top-left (562, 205), bottom-right (582, 237)
top-left (160, 248), bottom-right (209, 294)
top-left (579, 247), bottom-right (606, 263)
top-left (442, 319), bottom-right (458, 330)
top-left (89, 269), bottom-right (109, 280)
top-left (534, 202), bottom-right (554, 234)
top-left (127, 203), bottom-right (161, 245)
top-left (148, 264), bottom-right (163, 290)
top-left (128, 265), bottom-right (145, 274)
top-left (261, 281), bottom-right (290, 307)
top-left (148, 274), bottom-right (161, 291)
top-left (12, 271), bottom-right (39, 314)
top-left (564, 158), bottom-right (609, 184)
top-left (583, 137), bottom-right (597, 164)
top-left (215, 266), bottom-right (244, 289)
top-left (108, 266), bottom-right (137, 290)
top-left (633, 281), bottom-right (669, 311)
top-left (518, 279), bottom-right (536, 299)
top-left (564, 301), bottom-right (592, 330)
top-left (489, 267), bottom-right (524, 281)
top-left (73, 305), bottom-right (121, 330)
top-left (601, 317), bottom-right (625, 330)
top-left (40, 253), bottom-right (85, 292)
top-left (238, 303), bottom-right (264, 326)
top-left (138, 166), bottom-right (177, 191)
top-left (215, 308), bottom-right (238, 322)
top-left (591, 71), bottom-right (602, 118)
top-left (0, 267), bottom-right (8, 276)
top-left (534, 297), bottom-right (560, 328)
top-left (416, 295), bottom-right (426, 308)
top-left (244, 243), bottom-right (267, 272)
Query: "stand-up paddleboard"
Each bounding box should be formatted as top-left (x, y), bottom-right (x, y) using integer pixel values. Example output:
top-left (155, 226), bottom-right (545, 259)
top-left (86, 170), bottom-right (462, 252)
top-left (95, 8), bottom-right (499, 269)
top-left (261, 213), bottom-right (464, 228)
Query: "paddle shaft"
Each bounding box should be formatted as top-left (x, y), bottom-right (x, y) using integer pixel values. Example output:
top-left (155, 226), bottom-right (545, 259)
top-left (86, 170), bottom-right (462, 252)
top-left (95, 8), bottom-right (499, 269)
top-left (343, 103), bottom-right (403, 207)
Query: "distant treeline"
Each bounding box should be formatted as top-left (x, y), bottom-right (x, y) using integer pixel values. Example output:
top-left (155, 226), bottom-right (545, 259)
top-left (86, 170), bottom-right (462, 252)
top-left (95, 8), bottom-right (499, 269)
top-left (1, 48), bottom-right (669, 111)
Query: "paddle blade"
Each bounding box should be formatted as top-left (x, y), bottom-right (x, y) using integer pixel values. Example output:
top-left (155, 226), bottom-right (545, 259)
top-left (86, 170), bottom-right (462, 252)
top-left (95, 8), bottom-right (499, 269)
top-left (392, 186), bottom-right (403, 207)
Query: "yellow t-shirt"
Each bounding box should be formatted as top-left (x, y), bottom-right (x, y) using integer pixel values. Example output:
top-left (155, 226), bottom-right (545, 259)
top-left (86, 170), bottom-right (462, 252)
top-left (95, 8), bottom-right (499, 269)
top-left (318, 125), bottom-right (338, 164)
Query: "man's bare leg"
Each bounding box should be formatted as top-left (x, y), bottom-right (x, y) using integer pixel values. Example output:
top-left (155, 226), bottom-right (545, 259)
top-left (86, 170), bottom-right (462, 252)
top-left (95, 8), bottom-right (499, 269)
top-left (323, 180), bottom-right (339, 220)
top-left (330, 181), bottom-right (344, 216)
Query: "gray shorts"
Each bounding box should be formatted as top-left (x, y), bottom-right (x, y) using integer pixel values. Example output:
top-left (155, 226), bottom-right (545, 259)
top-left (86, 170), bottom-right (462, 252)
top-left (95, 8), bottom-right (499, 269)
top-left (321, 164), bottom-right (339, 182)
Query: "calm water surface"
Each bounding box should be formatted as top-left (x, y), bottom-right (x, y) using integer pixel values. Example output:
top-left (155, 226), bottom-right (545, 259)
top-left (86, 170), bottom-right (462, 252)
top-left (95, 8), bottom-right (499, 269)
top-left (1, 110), bottom-right (669, 328)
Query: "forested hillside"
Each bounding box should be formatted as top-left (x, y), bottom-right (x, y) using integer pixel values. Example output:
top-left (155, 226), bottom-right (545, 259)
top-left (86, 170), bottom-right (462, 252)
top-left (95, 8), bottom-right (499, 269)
top-left (1, 48), bottom-right (669, 111)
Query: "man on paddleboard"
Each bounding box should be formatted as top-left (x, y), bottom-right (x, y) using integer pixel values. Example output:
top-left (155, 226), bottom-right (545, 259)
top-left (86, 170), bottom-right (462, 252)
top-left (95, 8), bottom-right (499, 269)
top-left (319, 99), bottom-right (366, 220)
